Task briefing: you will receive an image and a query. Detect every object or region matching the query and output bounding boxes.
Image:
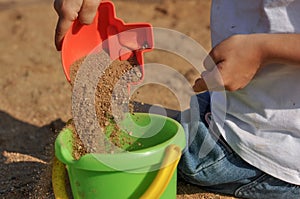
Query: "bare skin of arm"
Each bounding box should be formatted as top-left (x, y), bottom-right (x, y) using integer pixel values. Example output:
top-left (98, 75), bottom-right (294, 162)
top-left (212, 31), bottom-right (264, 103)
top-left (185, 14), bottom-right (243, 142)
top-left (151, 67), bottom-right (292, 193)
top-left (54, 0), bottom-right (101, 50)
top-left (193, 33), bottom-right (300, 92)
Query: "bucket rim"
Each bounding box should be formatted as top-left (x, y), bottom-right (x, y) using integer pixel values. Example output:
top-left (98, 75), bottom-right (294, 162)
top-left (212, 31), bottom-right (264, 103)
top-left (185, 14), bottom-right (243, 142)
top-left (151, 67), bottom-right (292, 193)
top-left (55, 113), bottom-right (186, 172)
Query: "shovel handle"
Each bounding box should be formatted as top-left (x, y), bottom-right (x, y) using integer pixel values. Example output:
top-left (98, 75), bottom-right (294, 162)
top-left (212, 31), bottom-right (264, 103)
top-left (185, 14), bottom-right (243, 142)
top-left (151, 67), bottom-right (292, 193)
top-left (140, 144), bottom-right (182, 199)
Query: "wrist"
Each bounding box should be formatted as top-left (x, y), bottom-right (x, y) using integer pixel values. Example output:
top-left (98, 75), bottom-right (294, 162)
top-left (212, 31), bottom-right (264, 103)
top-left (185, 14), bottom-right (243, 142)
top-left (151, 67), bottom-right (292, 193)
top-left (249, 33), bottom-right (272, 66)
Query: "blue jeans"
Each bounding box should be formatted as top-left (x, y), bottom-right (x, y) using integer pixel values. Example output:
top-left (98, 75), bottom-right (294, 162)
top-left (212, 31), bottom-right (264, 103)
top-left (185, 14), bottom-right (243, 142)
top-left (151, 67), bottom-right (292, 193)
top-left (177, 92), bottom-right (300, 199)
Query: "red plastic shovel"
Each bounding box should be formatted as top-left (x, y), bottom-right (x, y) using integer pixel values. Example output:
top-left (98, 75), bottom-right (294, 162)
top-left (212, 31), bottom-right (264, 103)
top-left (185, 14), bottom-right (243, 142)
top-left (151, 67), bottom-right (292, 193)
top-left (61, 1), bottom-right (154, 82)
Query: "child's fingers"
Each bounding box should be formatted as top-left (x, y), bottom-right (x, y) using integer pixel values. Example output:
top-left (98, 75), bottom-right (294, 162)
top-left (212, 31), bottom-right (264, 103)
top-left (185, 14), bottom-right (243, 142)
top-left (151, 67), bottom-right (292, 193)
top-left (54, 0), bottom-right (80, 50)
top-left (203, 54), bottom-right (216, 71)
top-left (54, 0), bottom-right (101, 50)
top-left (55, 17), bottom-right (73, 50)
top-left (194, 66), bottom-right (225, 92)
top-left (203, 46), bottom-right (223, 71)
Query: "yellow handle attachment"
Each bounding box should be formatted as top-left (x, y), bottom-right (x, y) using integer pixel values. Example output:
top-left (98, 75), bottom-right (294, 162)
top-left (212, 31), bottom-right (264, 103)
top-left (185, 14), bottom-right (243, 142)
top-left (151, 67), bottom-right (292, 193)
top-left (140, 144), bottom-right (182, 199)
top-left (52, 156), bottom-right (69, 199)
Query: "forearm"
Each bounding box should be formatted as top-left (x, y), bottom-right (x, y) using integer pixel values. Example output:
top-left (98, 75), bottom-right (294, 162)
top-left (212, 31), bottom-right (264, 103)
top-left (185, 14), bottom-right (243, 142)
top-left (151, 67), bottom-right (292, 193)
top-left (258, 33), bottom-right (300, 66)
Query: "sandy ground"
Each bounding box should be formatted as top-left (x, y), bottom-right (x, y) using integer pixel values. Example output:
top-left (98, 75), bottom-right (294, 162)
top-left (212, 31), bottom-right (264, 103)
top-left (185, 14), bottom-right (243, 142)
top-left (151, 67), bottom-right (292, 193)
top-left (0, 0), bottom-right (237, 198)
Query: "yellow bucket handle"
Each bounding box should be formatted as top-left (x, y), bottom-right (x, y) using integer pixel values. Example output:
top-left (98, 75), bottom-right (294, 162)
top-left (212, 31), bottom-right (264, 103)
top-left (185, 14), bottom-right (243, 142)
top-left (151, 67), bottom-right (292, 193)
top-left (140, 144), bottom-right (182, 199)
top-left (52, 144), bottom-right (182, 199)
top-left (52, 156), bottom-right (69, 199)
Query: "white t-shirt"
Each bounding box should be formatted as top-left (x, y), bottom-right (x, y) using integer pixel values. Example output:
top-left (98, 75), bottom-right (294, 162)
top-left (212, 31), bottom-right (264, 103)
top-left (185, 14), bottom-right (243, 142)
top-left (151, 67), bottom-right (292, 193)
top-left (210, 0), bottom-right (300, 185)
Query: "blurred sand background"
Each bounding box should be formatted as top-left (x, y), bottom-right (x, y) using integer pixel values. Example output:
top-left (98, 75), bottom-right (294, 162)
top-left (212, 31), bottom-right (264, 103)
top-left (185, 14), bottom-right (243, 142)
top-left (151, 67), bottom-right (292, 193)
top-left (0, 0), bottom-right (236, 198)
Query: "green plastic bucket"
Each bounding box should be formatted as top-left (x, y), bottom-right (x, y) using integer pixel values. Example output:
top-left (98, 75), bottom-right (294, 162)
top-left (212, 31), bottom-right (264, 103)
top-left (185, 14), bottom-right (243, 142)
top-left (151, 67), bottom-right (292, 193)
top-left (55, 113), bottom-right (186, 199)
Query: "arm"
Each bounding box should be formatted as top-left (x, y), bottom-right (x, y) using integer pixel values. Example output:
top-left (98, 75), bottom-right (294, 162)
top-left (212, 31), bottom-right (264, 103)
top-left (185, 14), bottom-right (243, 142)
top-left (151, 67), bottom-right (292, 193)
top-left (54, 0), bottom-right (101, 50)
top-left (193, 33), bottom-right (300, 92)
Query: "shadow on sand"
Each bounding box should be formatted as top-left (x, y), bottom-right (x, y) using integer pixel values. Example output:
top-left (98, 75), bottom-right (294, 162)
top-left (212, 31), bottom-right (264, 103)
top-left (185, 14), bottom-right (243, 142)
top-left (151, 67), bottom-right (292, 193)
top-left (0, 110), bottom-right (65, 198)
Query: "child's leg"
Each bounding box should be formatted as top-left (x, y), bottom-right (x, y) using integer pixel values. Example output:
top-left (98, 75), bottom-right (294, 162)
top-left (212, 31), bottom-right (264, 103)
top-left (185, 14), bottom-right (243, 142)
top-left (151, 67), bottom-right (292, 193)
top-left (177, 92), bottom-right (300, 199)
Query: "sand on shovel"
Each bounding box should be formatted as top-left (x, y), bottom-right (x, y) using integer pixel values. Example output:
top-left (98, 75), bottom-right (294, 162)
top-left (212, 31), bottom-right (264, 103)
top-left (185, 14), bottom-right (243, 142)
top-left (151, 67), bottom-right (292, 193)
top-left (69, 51), bottom-right (142, 159)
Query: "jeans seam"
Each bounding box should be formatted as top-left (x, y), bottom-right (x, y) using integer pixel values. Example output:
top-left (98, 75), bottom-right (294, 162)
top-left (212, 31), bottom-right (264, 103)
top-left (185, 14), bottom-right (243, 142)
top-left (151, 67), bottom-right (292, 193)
top-left (183, 152), bottom-right (236, 178)
top-left (234, 174), bottom-right (267, 197)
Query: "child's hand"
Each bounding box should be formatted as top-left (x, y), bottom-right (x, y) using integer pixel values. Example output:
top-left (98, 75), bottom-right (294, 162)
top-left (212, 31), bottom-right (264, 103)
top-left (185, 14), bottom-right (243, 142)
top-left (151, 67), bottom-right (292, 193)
top-left (54, 0), bottom-right (101, 50)
top-left (193, 34), bottom-right (265, 92)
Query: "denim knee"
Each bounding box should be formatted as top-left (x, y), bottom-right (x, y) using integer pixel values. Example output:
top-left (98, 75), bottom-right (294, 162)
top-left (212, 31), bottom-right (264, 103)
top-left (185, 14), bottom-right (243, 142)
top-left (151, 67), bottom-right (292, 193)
top-left (177, 120), bottom-right (260, 187)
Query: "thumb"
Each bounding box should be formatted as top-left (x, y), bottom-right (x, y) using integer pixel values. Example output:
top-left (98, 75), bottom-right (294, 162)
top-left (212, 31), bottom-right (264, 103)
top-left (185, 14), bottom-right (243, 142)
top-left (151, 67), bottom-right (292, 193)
top-left (193, 66), bottom-right (225, 92)
top-left (193, 77), bottom-right (208, 92)
top-left (78, 0), bottom-right (101, 24)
